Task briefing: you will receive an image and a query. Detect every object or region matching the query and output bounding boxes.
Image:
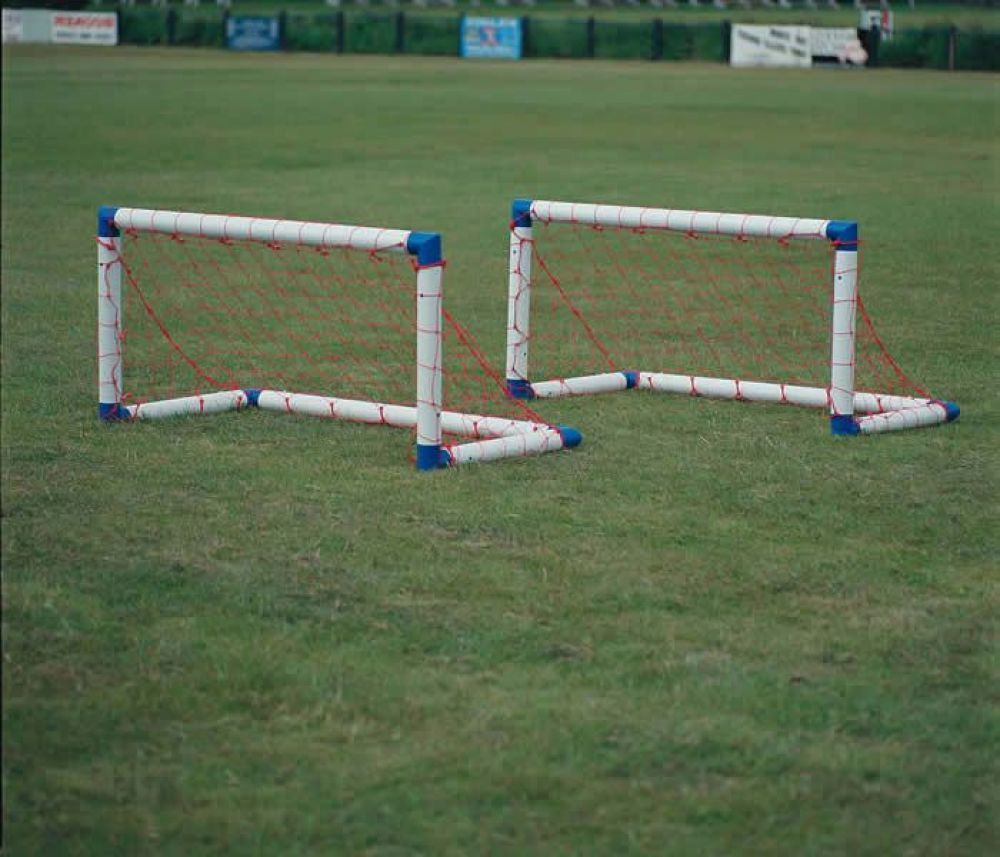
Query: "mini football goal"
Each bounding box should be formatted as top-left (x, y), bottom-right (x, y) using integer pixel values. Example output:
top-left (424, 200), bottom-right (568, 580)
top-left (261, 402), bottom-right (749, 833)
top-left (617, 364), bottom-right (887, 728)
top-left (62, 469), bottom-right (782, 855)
top-left (505, 198), bottom-right (959, 435)
top-left (97, 206), bottom-right (581, 468)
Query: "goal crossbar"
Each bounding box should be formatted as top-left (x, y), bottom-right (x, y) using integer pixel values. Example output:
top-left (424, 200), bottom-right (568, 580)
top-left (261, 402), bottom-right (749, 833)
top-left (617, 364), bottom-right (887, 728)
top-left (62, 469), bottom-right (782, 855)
top-left (506, 198), bottom-right (959, 436)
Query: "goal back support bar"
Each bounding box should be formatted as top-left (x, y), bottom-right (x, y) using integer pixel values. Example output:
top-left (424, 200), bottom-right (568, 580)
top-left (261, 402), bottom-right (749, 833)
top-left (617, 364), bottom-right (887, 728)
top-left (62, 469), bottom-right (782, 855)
top-left (506, 198), bottom-right (959, 435)
top-left (98, 206), bottom-right (581, 469)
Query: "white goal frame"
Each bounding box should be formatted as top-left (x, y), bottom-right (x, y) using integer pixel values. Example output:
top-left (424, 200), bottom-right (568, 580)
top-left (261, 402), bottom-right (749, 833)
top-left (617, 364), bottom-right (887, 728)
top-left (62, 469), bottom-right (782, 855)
top-left (506, 198), bottom-right (959, 435)
top-left (97, 206), bottom-right (581, 469)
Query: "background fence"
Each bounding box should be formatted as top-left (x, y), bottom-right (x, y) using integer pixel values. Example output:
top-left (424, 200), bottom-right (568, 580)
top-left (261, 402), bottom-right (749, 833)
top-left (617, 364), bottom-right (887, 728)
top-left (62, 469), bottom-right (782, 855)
top-left (79, 6), bottom-right (1000, 69)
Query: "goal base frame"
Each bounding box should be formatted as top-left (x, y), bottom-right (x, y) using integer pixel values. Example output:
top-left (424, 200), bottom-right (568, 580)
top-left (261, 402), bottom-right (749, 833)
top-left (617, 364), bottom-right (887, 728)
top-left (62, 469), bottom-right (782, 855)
top-left (507, 370), bottom-right (959, 436)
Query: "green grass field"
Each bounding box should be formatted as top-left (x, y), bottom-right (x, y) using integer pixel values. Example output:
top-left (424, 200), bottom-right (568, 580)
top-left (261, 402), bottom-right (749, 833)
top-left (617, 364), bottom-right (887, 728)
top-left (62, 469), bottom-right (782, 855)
top-left (2, 44), bottom-right (998, 854)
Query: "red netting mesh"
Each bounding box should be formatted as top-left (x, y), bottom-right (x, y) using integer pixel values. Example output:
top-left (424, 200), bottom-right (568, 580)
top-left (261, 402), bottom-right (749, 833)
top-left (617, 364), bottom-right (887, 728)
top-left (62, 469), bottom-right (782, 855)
top-left (112, 228), bottom-right (543, 432)
top-left (517, 221), bottom-right (927, 399)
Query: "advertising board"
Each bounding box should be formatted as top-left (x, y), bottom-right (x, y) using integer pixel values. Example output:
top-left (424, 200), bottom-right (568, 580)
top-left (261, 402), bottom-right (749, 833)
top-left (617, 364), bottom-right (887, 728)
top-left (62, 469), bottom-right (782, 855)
top-left (730, 25), bottom-right (812, 68)
top-left (50, 12), bottom-right (118, 46)
top-left (461, 17), bottom-right (522, 60)
top-left (226, 16), bottom-right (280, 51)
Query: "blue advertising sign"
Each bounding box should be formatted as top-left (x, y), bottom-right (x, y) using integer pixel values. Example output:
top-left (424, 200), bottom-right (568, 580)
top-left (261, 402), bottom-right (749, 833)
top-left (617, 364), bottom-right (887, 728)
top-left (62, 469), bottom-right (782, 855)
top-left (226, 15), bottom-right (280, 51)
top-left (460, 17), bottom-right (522, 60)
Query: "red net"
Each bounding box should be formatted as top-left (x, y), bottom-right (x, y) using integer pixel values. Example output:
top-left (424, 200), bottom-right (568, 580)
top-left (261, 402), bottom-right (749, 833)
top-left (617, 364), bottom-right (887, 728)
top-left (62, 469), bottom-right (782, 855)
top-left (517, 220), bottom-right (927, 399)
top-left (112, 227), bottom-right (542, 432)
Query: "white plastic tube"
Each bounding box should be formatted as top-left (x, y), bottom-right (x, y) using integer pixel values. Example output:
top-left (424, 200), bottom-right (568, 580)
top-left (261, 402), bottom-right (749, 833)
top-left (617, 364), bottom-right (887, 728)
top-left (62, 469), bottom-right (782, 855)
top-left (126, 390), bottom-right (249, 419)
top-left (254, 390), bottom-right (546, 440)
top-left (857, 402), bottom-right (954, 433)
top-left (112, 208), bottom-right (411, 254)
top-left (829, 246), bottom-right (859, 418)
top-left (529, 200), bottom-right (830, 241)
top-left (639, 372), bottom-right (828, 407)
top-left (447, 427), bottom-right (567, 465)
top-left (97, 235), bottom-right (123, 411)
top-left (530, 372), bottom-right (633, 398)
top-left (415, 263), bottom-right (443, 450)
top-left (506, 220), bottom-right (534, 384)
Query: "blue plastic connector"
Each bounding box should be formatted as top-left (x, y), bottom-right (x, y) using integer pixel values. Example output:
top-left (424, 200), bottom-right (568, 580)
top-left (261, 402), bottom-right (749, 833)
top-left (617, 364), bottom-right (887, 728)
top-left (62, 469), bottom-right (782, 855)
top-left (826, 220), bottom-right (859, 250)
top-left (507, 378), bottom-right (535, 400)
top-left (243, 388), bottom-right (262, 408)
top-left (99, 402), bottom-right (129, 421)
top-left (98, 205), bottom-right (120, 238)
top-left (622, 370), bottom-right (639, 390)
top-left (512, 198), bottom-right (533, 228)
top-left (557, 425), bottom-right (583, 449)
top-left (830, 414), bottom-right (861, 436)
top-left (406, 232), bottom-right (443, 267)
top-left (938, 400), bottom-right (961, 423)
top-left (416, 443), bottom-right (451, 471)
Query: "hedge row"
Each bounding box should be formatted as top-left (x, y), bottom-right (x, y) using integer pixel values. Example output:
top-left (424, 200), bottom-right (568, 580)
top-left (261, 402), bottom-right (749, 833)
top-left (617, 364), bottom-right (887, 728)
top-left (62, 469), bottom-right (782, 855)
top-left (116, 8), bottom-right (999, 71)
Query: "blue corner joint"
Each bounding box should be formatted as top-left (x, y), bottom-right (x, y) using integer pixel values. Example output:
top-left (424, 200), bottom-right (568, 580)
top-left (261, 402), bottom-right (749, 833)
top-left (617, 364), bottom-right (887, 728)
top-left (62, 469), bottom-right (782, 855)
top-left (243, 388), bottom-right (262, 408)
top-left (99, 402), bottom-right (130, 421)
top-left (406, 232), bottom-right (443, 267)
top-left (416, 444), bottom-right (451, 471)
top-left (507, 378), bottom-right (535, 400)
top-left (826, 220), bottom-right (859, 250)
top-left (830, 415), bottom-right (861, 436)
top-left (938, 400), bottom-right (961, 422)
top-left (98, 205), bottom-right (120, 238)
top-left (512, 198), bottom-right (533, 228)
top-left (557, 425), bottom-right (583, 449)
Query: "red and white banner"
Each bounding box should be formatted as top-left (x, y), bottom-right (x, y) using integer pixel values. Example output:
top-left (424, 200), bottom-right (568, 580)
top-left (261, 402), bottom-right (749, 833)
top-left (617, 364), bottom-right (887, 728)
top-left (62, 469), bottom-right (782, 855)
top-left (50, 12), bottom-right (118, 46)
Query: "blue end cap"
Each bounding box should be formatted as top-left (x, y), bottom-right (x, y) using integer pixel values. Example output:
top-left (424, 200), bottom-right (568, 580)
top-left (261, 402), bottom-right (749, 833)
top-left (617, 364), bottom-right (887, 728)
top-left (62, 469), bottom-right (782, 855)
top-left (416, 443), bottom-right (450, 471)
top-left (406, 232), bottom-right (443, 267)
top-left (830, 414), bottom-right (861, 436)
top-left (623, 370), bottom-right (639, 390)
top-left (99, 402), bottom-right (129, 421)
top-left (243, 388), bottom-right (261, 408)
top-left (98, 205), bottom-right (120, 238)
top-left (512, 198), bottom-right (533, 228)
top-left (826, 220), bottom-right (859, 250)
top-left (507, 378), bottom-right (535, 400)
top-left (557, 425), bottom-right (583, 449)
top-left (939, 400), bottom-right (960, 422)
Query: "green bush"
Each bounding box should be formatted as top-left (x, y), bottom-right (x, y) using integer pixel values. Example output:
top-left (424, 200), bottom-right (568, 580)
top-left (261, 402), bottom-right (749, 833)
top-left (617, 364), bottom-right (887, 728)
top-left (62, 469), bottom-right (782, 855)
top-left (173, 11), bottom-right (225, 48)
top-left (956, 29), bottom-right (1000, 71)
top-left (404, 15), bottom-right (459, 57)
top-left (118, 7), bottom-right (167, 46)
top-left (594, 21), bottom-right (651, 61)
top-left (343, 12), bottom-right (396, 55)
top-left (660, 23), bottom-right (695, 61)
top-left (691, 22), bottom-right (725, 62)
top-left (285, 13), bottom-right (340, 53)
top-left (526, 18), bottom-right (589, 59)
top-left (879, 28), bottom-right (951, 70)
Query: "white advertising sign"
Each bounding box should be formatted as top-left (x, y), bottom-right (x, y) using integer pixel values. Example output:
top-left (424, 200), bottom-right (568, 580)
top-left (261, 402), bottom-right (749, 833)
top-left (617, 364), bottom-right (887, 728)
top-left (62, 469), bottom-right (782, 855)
top-left (50, 11), bottom-right (118, 46)
top-left (811, 27), bottom-right (869, 66)
top-left (731, 25), bottom-right (812, 68)
top-left (2, 9), bottom-right (23, 43)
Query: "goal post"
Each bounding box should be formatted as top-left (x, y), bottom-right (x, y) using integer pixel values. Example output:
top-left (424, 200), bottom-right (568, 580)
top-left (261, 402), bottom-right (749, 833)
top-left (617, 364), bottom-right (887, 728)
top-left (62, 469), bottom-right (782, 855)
top-left (97, 205), bottom-right (581, 469)
top-left (506, 198), bottom-right (959, 436)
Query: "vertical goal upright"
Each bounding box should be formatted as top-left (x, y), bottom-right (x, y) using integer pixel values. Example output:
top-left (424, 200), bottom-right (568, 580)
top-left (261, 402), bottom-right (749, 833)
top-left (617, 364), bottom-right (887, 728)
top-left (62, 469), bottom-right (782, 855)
top-left (506, 198), bottom-right (959, 435)
top-left (97, 206), bottom-right (581, 468)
